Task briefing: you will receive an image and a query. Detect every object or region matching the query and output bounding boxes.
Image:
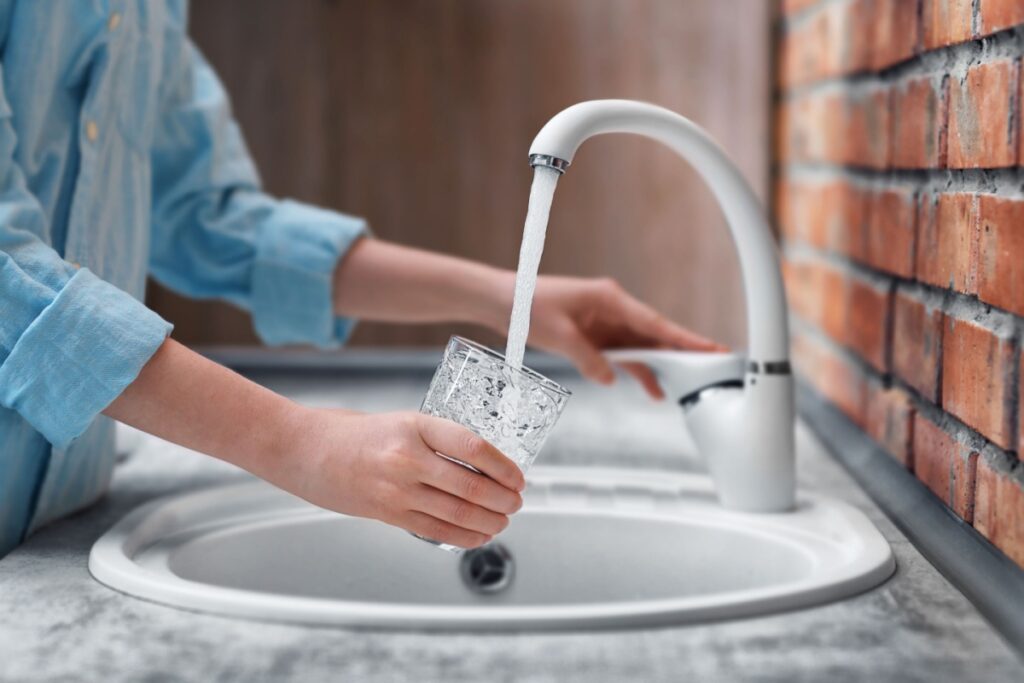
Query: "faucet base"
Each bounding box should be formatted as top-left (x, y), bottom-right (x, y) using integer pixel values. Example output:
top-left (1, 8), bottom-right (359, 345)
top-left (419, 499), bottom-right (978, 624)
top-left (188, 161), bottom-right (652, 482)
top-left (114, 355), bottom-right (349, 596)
top-left (684, 374), bottom-right (797, 513)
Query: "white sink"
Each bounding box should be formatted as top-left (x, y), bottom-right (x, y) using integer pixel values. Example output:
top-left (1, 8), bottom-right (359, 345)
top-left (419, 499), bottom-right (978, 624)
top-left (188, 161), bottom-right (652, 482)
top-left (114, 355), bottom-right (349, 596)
top-left (89, 466), bottom-right (894, 630)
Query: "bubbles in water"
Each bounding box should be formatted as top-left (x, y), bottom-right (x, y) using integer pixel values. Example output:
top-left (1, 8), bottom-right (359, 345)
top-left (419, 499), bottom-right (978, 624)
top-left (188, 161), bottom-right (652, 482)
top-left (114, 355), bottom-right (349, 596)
top-left (505, 167), bottom-right (561, 371)
top-left (421, 341), bottom-right (569, 471)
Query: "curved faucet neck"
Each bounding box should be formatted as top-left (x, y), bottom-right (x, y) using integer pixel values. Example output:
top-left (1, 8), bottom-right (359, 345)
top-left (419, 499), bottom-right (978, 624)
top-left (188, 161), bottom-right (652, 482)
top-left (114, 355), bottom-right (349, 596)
top-left (529, 99), bottom-right (789, 364)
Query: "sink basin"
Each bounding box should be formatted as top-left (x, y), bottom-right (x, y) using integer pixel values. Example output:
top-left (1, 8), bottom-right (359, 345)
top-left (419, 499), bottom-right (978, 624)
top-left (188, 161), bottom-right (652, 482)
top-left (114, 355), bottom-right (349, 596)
top-left (89, 466), bottom-right (894, 630)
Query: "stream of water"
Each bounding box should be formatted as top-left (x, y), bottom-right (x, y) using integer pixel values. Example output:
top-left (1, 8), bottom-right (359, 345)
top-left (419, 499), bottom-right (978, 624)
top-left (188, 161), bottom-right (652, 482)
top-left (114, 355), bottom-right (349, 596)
top-left (504, 166), bottom-right (561, 370)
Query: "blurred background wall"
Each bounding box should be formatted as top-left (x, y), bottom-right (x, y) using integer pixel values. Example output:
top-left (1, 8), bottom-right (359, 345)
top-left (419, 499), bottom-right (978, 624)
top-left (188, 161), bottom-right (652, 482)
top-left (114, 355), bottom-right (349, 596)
top-left (147, 0), bottom-right (773, 350)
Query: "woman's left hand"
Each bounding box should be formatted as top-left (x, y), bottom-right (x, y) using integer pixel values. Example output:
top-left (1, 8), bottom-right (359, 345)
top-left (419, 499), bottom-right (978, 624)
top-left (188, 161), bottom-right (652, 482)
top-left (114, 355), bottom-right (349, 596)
top-left (524, 275), bottom-right (725, 400)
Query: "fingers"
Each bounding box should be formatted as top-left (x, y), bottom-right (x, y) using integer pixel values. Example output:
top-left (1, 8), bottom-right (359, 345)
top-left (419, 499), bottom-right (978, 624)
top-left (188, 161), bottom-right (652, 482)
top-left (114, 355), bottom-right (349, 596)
top-left (400, 510), bottom-right (492, 549)
top-left (419, 453), bottom-right (523, 514)
top-left (619, 296), bottom-right (725, 352)
top-left (618, 362), bottom-right (665, 400)
top-left (409, 484), bottom-right (510, 536)
top-left (416, 415), bottom-right (526, 492)
top-left (670, 326), bottom-right (726, 352)
top-left (565, 328), bottom-right (616, 385)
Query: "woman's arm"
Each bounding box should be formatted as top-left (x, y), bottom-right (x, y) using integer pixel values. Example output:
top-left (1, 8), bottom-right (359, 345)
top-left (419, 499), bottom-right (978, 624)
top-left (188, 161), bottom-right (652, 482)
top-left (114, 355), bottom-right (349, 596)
top-left (332, 237), bottom-right (723, 397)
top-left (332, 238), bottom-right (512, 331)
top-left (103, 339), bottom-right (525, 549)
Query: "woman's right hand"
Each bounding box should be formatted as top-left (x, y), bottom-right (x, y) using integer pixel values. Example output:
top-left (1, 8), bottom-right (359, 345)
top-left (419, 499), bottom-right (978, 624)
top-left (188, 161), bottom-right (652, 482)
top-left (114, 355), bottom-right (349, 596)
top-left (274, 408), bottom-right (526, 549)
top-left (103, 340), bottom-right (522, 550)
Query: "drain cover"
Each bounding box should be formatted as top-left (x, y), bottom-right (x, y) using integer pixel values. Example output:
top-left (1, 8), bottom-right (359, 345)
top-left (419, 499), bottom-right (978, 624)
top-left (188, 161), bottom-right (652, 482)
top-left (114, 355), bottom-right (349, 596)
top-left (460, 543), bottom-right (515, 594)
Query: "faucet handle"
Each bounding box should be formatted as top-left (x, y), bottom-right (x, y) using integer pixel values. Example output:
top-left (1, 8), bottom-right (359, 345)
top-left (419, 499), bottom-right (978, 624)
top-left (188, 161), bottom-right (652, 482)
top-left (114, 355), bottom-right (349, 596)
top-left (603, 349), bottom-right (746, 403)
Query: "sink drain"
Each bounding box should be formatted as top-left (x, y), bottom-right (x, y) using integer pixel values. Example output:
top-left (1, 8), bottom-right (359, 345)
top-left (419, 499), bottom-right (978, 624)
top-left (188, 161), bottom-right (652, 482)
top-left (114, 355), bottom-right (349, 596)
top-left (460, 543), bottom-right (515, 595)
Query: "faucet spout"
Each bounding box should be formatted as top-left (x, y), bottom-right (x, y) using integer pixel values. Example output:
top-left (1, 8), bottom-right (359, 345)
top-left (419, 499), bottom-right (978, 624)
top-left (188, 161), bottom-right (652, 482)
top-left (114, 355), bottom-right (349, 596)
top-left (529, 99), bottom-right (787, 364)
top-left (531, 100), bottom-right (795, 512)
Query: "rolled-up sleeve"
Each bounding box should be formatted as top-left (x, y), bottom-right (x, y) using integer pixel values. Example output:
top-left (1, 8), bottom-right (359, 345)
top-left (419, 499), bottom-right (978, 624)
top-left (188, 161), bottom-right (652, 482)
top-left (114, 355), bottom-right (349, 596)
top-left (0, 269), bottom-right (171, 448)
top-left (0, 69), bottom-right (171, 449)
top-left (149, 39), bottom-right (366, 348)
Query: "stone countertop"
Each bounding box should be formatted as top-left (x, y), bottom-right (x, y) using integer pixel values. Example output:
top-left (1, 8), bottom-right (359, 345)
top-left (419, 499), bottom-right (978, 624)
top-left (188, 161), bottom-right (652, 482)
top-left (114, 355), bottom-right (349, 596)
top-left (0, 360), bottom-right (1021, 683)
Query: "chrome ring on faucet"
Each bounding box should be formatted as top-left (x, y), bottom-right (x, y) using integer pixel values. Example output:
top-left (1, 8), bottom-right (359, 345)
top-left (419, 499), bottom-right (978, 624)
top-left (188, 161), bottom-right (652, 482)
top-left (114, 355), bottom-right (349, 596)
top-left (528, 154), bottom-right (571, 174)
top-left (747, 360), bottom-right (792, 375)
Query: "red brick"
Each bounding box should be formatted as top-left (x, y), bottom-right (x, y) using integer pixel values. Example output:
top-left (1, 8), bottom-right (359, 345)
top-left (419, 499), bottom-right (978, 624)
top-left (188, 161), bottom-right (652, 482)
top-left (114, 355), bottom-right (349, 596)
top-left (942, 316), bottom-right (1017, 449)
top-left (976, 195), bottom-right (1024, 317)
top-left (922, 0), bottom-right (975, 49)
top-left (821, 95), bottom-right (846, 151)
top-left (892, 290), bottom-right (944, 402)
top-left (1020, 349), bottom-right (1024, 456)
top-left (913, 413), bottom-right (979, 521)
top-left (952, 442), bottom-right (979, 522)
top-left (781, 0), bottom-right (822, 14)
top-left (1019, 67), bottom-right (1024, 164)
top-left (777, 180), bottom-right (828, 249)
top-left (820, 267), bottom-right (849, 345)
top-left (787, 259), bottom-right (890, 370)
top-left (806, 92), bottom-right (847, 163)
top-left (871, 0), bottom-right (920, 69)
top-left (978, 0), bottom-right (1024, 35)
top-left (784, 259), bottom-right (842, 335)
top-left (827, 183), bottom-right (871, 259)
top-left (775, 93), bottom-right (845, 163)
top-left (785, 260), bottom-right (844, 338)
top-left (779, 8), bottom-right (843, 87)
top-left (838, 0), bottom-right (875, 75)
top-left (866, 381), bottom-right (914, 467)
top-left (866, 188), bottom-right (917, 277)
top-left (777, 31), bottom-right (803, 90)
top-left (846, 277), bottom-right (891, 371)
top-left (774, 100), bottom-right (795, 163)
top-left (842, 87), bottom-right (891, 169)
top-left (792, 331), bottom-right (868, 426)
top-left (818, 5), bottom-right (846, 78)
top-left (783, 259), bottom-right (815, 319)
top-left (811, 182), bottom-right (868, 257)
top-left (914, 192), bottom-right (979, 293)
top-left (975, 453), bottom-right (1024, 567)
top-left (889, 76), bottom-right (947, 168)
top-left (782, 0), bottom-right (871, 83)
top-left (776, 181), bottom-right (870, 259)
top-left (913, 413), bottom-right (953, 501)
top-left (948, 60), bottom-right (1020, 169)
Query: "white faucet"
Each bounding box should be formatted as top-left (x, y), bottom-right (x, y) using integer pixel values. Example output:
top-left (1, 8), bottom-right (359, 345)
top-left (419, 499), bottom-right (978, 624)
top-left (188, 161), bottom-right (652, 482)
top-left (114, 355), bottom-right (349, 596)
top-left (529, 100), bottom-right (795, 513)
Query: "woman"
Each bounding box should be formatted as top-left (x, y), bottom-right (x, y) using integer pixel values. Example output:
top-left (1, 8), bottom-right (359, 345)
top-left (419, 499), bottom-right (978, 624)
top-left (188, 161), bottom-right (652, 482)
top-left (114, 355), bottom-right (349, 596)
top-left (0, 1), bottom-right (717, 557)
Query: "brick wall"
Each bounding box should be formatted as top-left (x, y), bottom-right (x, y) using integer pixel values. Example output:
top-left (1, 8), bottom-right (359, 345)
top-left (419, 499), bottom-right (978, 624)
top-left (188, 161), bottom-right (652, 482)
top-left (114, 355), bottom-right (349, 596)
top-left (776, 0), bottom-right (1024, 568)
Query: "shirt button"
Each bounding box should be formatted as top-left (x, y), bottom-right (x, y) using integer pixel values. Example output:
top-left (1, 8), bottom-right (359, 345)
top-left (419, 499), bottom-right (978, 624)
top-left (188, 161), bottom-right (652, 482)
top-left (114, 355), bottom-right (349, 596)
top-left (85, 121), bottom-right (99, 142)
top-left (108, 12), bottom-right (121, 31)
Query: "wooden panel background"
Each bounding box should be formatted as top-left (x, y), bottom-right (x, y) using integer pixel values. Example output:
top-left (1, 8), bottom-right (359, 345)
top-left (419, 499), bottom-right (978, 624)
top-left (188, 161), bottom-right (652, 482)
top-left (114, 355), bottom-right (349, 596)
top-left (147, 0), bottom-right (772, 350)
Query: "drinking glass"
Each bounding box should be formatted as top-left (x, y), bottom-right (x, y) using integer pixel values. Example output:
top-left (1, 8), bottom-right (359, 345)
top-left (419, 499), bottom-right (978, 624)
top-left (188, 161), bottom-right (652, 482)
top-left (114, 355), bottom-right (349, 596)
top-left (415, 336), bottom-right (571, 552)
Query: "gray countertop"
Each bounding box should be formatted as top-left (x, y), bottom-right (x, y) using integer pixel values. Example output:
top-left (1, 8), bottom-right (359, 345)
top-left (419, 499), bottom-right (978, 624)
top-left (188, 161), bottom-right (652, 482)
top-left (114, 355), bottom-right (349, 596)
top-left (1, 362), bottom-right (1021, 682)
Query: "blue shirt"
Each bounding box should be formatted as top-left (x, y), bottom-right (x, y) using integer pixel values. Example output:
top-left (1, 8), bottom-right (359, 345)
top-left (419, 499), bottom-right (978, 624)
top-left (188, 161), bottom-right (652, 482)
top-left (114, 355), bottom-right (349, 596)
top-left (0, 1), bottom-right (366, 556)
